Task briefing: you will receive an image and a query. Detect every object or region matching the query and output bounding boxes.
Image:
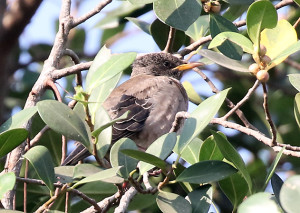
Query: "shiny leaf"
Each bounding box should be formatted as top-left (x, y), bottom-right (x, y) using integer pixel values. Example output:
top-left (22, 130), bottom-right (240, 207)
top-left (0, 172), bottom-right (16, 199)
top-left (182, 81), bottom-right (202, 105)
top-left (185, 15), bottom-right (209, 41)
top-left (0, 128), bottom-right (28, 158)
top-left (199, 135), bottom-right (223, 161)
top-left (185, 185), bottom-right (213, 213)
top-left (23, 146), bottom-right (55, 192)
top-left (181, 138), bottom-right (203, 165)
top-left (280, 175), bottom-right (300, 213)
top-left (176, 160), bottom-right (237, 184)
top-left (0, 106), bottom-right (37, 133)
top-left (110, 138), bottom-right (139, 179)
top-left (37, 100), bottom-right (90, 146)
top-left (289, 74), bottom-right (300, 92)
top-left (157, 191), bottom-right (192, 213)
top-left (125, 17), bottom-right (151, 34)
top-left (153, 0), bottom-right (202, 31)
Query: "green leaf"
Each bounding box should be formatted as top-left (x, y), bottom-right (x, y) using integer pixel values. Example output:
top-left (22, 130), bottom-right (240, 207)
top-left (246, 0), bottom-right (277, 45)
top-left (280, 175), bottom-right (300, 213)
top-left (294, 93), bottom-right (300, 129)
top-left (110, 138), bottom-right (139, 179)
top-left (54, 166), bottom-right (74, 184)
top-left (86, 52), bottom-right (136, 93)
top-left (294, 0), bottom-right (300, 6)
top-left (150, 19), bottom-right (186, 51)
top-left (23, 146), bottom-right (55, 192)
top-left (125, 17), bottom-right (151, 34)
top-left (37, 100), bottom-right (90, 146)
top-left (139, 132), bottom-right (177, 175)
top-left (223, 4), bottom-right (249, 21)
top-left (261, 20), bottom-right (298, 69)
top-left (182, 81), bottom-right (202, 105)
top-left (198, 49), bottom-right (250, 72)
top-left (92, 111), bottom-right (129, 138)
top-left (0, 172), bottom-right (16, 199)
top-left (88, 72), bottom-right (122, 123)
top-left (263, 147), bottom-right (285, 190)
top-left (185, 15), bottom-right (209, 41)
top-left (238, 192), bottom-right (282, 213)
top-left (209, 32), bottom-right (253, 54)
top-left (93, 106), bottom-right (112, 158)
top-left (212, 131), bottom-right (252, 194)
top-left (72, 167), bottom-right (124, 188)
top-left (73, 164), bottom-right (103, 179)
top-left (176, 160), bottom-right (237, 184)
top-left (0, 128), bottom-right (28, 158)
top-left (289, 74), bottom-right (300, 92)
top-left (219, 172), bottom-right (248, 211)
top-left (157, 191), bottom-right (192, 213)
top-left (153, 0), bottom-right (202, 31)
top-left (185, 185), bottom-right (213, 213)
top-left (199, 135), bottom-right (223, 161)
top-left (121, 149), bottom-right (167, 172)
top-left (210, 14), bottom-right (243, 60)
top-left (0, 106), bottom-right (37, 133)
top-left (86, 45), bottom-right (112, 85)
top-left (173, 163), bottom-right (198, 193)
top-left (181, 138), bottom-right (203, 165)
top-left (174, 89), bottom-right (229, 154)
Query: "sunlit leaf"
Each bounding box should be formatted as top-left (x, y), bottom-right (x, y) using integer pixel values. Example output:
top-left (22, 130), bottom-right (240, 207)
top-left (294, 93), bottom-right (300, 129)
top-left (176, 160), bottom-right (237, 184)
top-left (246, 0), bottom-right (277, 45)
top-left (110, 138), bottom-right (138, 179)
top-left (72, 167), bottom-right (124, 188)
top-left (174, 89), bottom-right (229, 154)
top-left (157, 191), bottom-right (192, 213)
top-left (128, 0), bottom-right (156, 4)
top-left (182, 81), bottom-right (202, 105)
top-left (37, 100), bottom-right (90, 146)
top-left (0, 107), bottom-right (37, 133)
top-left (153, 0), bottom-right (202, 31)
top-left (280, 175), bottom-right (300, 213)
top-left (209, 32), bottom-right (253, 54)
top-left (0, 128), bottom-right (28, 158)
top-left (199, 135), bottom-right (223, 161)
top-left (0, 172), bottom-right (16, 199)
top-left (289, 74), bottom-right (300, 92)
top-left (139, 132), bottom-right (176, 175)
top-left (125, 17), bottom-right (151, 34)
top-left (261, 20), bottom-right (298, 69)
top-left (198, 49), bottom-right (250, 72)
top-left (23, 146), bottom-right (55, 192)
top-left (181, 138), bottom-right (202, 165)
top-left (238, 192), bottom-right (281, 213)
top-left (185, 15), bottom-right (209, 41)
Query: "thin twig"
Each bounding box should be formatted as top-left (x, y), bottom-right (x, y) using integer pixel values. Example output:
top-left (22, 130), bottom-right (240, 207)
top-left (61, 136), bottom-right (67, 165)
top-left (72, 0), bottom-right (113, 27)
top-left (63, 49), bottom-right (82, 86)
top-left (284, 58), bottom-right (300, 70)
top-left (293, 17), bottom-right (300, 29)
top-left (211, 118), bottom-right (300, 157)
top-left (163, 27), bottom-right (176, 53)
top-left (223, 80), bottom-right (260, 120)
top-left (45, 80), bottom-right (62, 102)
top-left (193, 67), bottom-right (258, 130)
top-left (25, 126), bottom-right (50, 150)
top-left (262, 83), bottom-right (277, 146)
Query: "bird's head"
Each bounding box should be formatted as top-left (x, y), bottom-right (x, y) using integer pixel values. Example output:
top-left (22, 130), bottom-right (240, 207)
top-left (131, 53), bottom-right (203, 80)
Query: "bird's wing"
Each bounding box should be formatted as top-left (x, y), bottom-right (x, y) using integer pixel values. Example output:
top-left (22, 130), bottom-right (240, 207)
top-left (110, 94), bottom-right (152, 143)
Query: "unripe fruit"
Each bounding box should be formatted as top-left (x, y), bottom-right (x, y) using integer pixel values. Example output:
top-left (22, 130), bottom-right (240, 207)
top-left (260, 55), bottom-right (271, 66)
top-left (249, 63), bottom-right (260, 75)
top-left (259, 44), bottom-right (267, 56)
top-left (256, 70), bottom-right (269, 82)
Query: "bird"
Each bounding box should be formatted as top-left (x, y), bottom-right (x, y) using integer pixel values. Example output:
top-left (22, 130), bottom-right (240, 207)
top-left (61, 52), bottom-right (202, 165)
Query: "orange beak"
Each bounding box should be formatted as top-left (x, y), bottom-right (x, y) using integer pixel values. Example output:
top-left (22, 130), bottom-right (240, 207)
top-left (173, 62), bottom-right (204, 71)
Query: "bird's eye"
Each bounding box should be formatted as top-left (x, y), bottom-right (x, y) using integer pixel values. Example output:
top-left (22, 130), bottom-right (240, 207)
top-left (163, 61), bottom-right (170, 67)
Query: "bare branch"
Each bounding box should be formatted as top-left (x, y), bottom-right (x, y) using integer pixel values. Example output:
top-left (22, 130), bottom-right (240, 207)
top-left (262, 83), bottom-right (277, 146)
top-left (223, 80), bottom-right (260, 120)
top-left (72, 0), bottom-right (113, 27)
top-left (52, 61), bottom-right (92, 80)
top-left (163, 27), bottom-right (176, 53)
top-left (211, 118), bottom-right (300, 157)
top-left (114, 187), bottom-right (137, 213)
